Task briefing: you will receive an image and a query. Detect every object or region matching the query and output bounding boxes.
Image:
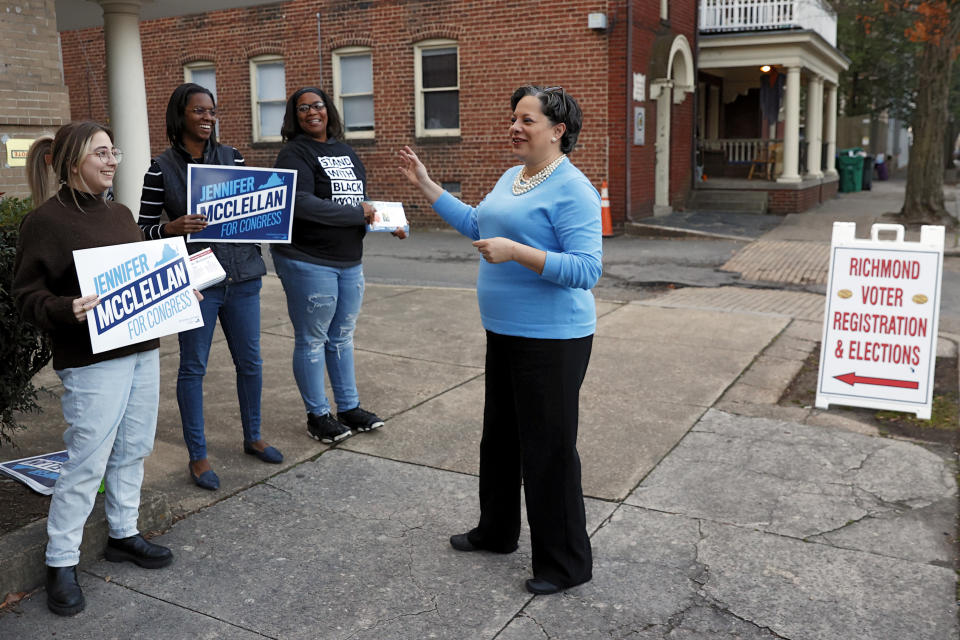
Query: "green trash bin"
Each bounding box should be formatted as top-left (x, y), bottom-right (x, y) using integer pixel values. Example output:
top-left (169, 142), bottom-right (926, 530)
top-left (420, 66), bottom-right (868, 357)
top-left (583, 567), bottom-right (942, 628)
top-left (837, 148), bottom-right (864, 193)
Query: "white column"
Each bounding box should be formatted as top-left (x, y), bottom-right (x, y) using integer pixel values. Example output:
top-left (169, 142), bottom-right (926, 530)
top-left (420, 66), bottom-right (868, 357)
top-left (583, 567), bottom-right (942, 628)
top-left (651, 79), bottom-right (673, 215)
top-left (100, 0), bottom-right (150, 214)
top-left (805, 75), bottom-right (823, 178)
top-left (824, 82), bottom-right (838, 176)
top-left (778, 66), bottom-right (802, 183)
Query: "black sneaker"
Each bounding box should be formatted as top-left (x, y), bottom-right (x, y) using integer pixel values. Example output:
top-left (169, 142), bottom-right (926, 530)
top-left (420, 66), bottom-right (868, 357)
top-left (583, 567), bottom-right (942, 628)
top-left (307, 412), bottom-right (352, 443)
top-left (337, 406), bottom-right (385, 432)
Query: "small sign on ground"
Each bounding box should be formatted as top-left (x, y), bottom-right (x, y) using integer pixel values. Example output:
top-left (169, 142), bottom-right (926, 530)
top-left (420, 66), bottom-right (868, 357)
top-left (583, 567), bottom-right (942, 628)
top-left (816, 223), bottom-right (944, 419)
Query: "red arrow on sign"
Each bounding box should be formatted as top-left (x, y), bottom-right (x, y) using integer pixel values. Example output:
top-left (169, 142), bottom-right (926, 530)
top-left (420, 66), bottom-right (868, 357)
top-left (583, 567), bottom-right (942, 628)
top-left (834, 372), bottom-right (919, 389)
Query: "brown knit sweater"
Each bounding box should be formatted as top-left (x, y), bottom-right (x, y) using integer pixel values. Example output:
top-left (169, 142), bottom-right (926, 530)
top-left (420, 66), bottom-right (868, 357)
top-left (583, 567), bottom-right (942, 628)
top-left (13, 187), bottom-right (160, 369)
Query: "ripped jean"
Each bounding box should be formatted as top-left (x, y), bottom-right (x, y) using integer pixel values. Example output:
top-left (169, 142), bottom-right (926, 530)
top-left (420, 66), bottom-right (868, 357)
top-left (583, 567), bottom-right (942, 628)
top-left (272, 253), bottom-right (364, 416)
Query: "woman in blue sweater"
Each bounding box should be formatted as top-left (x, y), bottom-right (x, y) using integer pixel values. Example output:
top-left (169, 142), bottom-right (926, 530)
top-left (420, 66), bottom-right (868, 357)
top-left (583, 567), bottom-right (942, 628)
top-left (399, 85), bottom-right (602, 595)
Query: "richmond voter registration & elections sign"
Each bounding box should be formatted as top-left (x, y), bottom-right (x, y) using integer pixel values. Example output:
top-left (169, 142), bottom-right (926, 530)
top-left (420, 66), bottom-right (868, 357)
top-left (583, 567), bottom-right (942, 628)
top-left (816, 223), bottom-right (944, 419)
top-left (74, 237), bottom-right (204, 353)
top-left (187, 165), bottom-right (296, 243)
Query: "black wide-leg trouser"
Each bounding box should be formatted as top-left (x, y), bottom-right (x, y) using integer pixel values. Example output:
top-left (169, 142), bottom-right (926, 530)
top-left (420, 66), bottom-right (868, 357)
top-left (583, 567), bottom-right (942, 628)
top-left (470, 330), bottom-right (594, 588)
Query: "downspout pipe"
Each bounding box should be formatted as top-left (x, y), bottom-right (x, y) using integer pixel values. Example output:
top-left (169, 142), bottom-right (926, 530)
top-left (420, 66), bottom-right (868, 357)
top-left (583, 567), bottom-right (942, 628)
top-left (317, 13), bottom-right (323, 88)
top-left (692, 0), bottom-right (699, 193)
top-left (625, 0), bottom-right (633, 221)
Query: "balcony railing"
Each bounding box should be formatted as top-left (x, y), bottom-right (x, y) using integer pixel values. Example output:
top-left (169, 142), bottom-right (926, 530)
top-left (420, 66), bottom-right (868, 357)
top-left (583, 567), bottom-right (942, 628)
top-left (699, 0), bottom-right (837, 46)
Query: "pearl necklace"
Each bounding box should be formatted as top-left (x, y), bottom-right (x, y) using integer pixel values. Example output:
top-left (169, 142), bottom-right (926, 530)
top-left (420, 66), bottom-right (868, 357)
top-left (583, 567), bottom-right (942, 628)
top-left (512, 155), bottom-right (567, 195)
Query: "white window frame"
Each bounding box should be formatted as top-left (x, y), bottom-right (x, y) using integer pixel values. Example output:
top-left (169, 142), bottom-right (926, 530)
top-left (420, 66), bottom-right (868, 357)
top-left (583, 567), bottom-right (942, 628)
top-left (184, 62), bottom-right (219, 137)
top-left (661, 0), bottom-right (668, 20)
top-left (332, 46), bottom-right (375, 140)
top-left (414, 39), bottom-right (459, 138)
top-left (183, 61), bottom-right (217, 96)
top-left (249, 54), bottom-right (286, 142)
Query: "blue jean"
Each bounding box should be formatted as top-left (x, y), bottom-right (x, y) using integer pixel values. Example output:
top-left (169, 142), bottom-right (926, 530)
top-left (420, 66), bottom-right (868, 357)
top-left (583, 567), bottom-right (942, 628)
top-left (176, 277), bottom-right (263, 461)
top-left (47, 349), bottom-right (160, 567)
top-left (272, 253), bottom-right (363, 416)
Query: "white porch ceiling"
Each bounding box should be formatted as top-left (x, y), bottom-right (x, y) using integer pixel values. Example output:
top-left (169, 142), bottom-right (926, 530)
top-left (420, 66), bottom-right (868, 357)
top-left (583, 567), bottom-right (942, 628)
top-left (55, 0), bottom-right (278, 31)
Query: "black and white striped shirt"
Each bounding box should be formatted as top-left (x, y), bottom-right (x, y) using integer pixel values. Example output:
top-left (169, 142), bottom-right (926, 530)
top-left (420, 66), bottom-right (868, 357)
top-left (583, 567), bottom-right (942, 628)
top-left (138, 148), bottom-right (244, 239)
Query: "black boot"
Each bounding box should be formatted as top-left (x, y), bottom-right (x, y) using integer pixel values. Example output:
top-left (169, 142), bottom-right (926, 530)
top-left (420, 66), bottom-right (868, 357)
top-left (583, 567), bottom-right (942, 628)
top-left (104, 534), bottom-right (173, 569)
top-left (46, 565), bottom-right (85, 616)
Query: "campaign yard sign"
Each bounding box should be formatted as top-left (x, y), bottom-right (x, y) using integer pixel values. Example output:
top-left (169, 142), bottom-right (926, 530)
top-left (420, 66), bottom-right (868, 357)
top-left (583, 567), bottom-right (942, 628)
top-left (74, 237), bottom-right (204, 354)
top-left (187, 165), bottom-right (296, 243)
top-left (0, 450), bottom-right (67, 495)
top-left (816, 223), bottom-right (944, 419)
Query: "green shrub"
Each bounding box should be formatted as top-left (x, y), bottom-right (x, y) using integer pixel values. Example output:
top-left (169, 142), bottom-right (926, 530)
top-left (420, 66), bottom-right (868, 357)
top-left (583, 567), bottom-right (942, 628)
top-left (0, 195), bottom-right (52, 448)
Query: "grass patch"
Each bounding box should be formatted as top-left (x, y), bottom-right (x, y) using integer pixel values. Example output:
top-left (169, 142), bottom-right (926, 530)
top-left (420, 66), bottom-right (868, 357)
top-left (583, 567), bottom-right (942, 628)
top-left (779, 343), bottom-right (958, 448)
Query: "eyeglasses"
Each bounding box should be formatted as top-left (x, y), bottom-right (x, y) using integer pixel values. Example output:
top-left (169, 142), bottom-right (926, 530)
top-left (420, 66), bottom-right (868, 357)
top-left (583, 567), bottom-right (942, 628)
top-left (297, 102), bottom-right (326, 114)
top-left (89, 147), bottom-right (123, 163)
top-left (542, 86), bottom-right (568, 119)
top-left (190, 107), bottom-right (218, 118)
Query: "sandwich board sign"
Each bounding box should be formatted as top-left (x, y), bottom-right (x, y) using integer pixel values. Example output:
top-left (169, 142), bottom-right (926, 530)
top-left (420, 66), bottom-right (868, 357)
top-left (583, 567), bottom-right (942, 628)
top-left (816, 223), bottom-right (944, 419)
top-left (187, 165), bottom-right (296, 243)
top-left (74, 237), bottom-right (204, 354)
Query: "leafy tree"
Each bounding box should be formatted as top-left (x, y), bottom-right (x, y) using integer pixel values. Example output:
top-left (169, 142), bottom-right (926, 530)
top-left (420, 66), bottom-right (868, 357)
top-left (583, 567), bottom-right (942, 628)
top-left (899, 0), bottom-right (960, 224)
top-left (0, 196), bottom-right (52, 448)
top-left (836, 0), bottom-right (960, 225)
top-left (836, 0), bottom-right (919, 120)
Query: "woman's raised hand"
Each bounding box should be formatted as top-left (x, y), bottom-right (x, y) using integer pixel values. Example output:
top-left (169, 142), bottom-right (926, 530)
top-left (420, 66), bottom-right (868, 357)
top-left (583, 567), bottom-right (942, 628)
top-left (398, 146), bottom-right (443, 203)
top-left (398, 146), bottom-right (426, 186)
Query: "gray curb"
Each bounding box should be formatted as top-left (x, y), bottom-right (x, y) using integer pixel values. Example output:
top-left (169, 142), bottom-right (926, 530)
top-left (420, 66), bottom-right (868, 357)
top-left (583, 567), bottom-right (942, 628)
top-left (0, 489), bottom-right (171, 599)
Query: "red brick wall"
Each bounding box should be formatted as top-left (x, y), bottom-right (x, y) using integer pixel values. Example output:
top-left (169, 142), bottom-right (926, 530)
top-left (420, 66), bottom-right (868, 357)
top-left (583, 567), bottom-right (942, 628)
top-left (60, 0), bottom-right (697, 226)
top-left (607, 1), bottom-right (697, 221)
top-left (821, 178), bottom-right (838, 202)
top-left (767, 183), bottom-right (824, 214)
top-left (1, 0), bottom-right (71, 199)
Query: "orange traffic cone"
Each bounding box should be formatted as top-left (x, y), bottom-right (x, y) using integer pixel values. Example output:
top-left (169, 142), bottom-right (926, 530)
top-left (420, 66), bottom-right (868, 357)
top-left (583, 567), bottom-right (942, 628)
top-left (600, 180), bottom-right (613, 237)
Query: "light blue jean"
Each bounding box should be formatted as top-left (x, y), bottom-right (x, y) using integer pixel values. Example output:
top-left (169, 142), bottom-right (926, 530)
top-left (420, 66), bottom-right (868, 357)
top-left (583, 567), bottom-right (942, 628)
top-left (176, 278), bottom-right (263, 461)
top-left (272, 253), bottom-right (364, 416)
top-left (47, 349), bottom-right (160, 567)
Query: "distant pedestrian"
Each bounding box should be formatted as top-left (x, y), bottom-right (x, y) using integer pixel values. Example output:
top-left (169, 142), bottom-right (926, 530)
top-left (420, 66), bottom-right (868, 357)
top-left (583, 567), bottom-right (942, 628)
top-left (398, 85), bottom-right (602, 595)
top-left (139, 83), bottom-right (282, 492)
top-left (14, 121), bottom-right (173, 617)
top-left (272, 87), bottom-right (405, 444)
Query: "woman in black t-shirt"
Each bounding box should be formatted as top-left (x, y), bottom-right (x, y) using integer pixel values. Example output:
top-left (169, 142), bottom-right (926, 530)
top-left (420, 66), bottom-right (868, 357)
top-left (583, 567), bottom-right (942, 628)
top-left (273, 87), bottom-right (404, 444)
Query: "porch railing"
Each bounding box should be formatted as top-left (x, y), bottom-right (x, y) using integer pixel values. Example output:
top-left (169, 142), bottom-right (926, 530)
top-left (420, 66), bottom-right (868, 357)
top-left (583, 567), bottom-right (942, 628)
top-left (700, 138), bottom-right (780, 165)
top-left (699, 0), bottom-right (837, 46)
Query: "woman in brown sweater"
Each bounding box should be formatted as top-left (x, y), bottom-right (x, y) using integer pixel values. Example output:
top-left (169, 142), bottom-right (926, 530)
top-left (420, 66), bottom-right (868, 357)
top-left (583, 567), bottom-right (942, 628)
top-left (13, 122), bottom-right (173, 617)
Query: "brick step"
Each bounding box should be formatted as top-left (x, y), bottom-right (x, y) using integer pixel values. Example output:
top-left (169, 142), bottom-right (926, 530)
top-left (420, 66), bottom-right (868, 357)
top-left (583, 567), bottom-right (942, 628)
top-left (687, 190), bottom-right (768, 214)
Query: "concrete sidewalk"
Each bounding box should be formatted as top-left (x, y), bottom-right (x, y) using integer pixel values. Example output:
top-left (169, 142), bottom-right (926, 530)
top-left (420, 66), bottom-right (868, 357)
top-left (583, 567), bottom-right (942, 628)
top-left (1, 271), bottom-right (956, 638)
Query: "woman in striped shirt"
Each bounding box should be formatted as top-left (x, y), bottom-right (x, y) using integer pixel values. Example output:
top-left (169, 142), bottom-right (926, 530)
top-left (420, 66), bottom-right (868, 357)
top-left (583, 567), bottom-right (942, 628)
top-left (138, 83), bottom-right (282, 492)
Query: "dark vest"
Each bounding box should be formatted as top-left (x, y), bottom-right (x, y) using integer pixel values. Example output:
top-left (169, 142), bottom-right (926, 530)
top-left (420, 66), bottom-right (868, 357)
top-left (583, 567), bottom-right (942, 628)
top-left (154, 144), bottom-right (266, 284)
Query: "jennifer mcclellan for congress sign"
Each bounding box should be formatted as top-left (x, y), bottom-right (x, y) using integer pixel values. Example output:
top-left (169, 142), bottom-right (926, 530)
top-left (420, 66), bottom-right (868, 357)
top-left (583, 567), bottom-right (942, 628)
top-left (74, 237), bottom-right (204, 354)
top-left (187, 165), bottom-right (296, 243)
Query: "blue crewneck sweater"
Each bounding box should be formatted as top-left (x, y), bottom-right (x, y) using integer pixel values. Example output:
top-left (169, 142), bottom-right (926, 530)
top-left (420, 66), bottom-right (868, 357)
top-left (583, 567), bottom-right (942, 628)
top-left (432, 159), bottom-right (602, 339)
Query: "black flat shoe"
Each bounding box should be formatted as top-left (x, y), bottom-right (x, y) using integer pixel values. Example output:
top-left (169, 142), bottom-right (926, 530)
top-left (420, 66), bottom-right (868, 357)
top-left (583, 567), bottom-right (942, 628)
top-left (46, 565), bottom-right (85, 616)
top-left (104, 534), bottom-right (173, 569)
top-left (189, 464), bottom-right (219, 490)
top-left (243, 441), bottom-right (283, 464)
top-left (525, 577), bottom-right (562, 595)
top-left (449, 533), bottom-right (478, 551)
top-left (449, 531), bottom-right (518, 554)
